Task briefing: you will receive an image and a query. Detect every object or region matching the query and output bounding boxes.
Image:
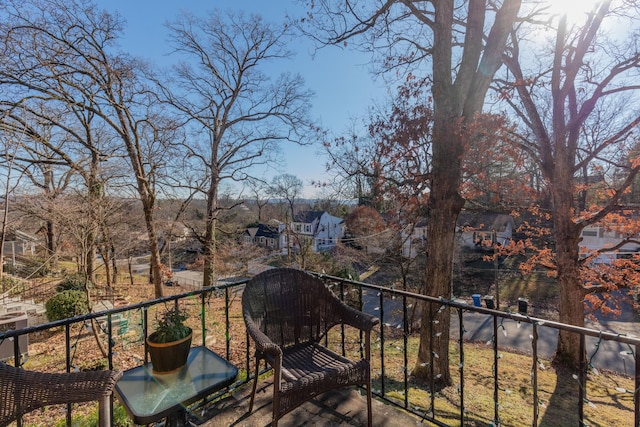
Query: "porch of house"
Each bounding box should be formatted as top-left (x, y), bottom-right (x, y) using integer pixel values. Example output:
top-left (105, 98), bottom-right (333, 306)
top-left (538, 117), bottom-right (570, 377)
top-left (196, 379), bottom-right (422, 427)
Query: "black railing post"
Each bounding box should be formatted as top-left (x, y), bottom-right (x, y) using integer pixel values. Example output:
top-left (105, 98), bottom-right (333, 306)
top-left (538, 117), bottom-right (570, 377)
top-left (579, 334), bottom-right (586, 426)
top-left (107, 313), bottom-right (115, 426)
top-left (12, 331), bottom-right (20, 366)
top-left (201, 291), bottom-right (207, 347)
top-left (403, 294), bottom-right (409, 409)
top-left (66, 323), bottom-right (72, 427)
top-left (458, 307), bottom-right (465, 425)
top-left (107, 313), bottom-right (114, 370)
top-left (379, 290), bottom-right (385, 396)
top-left (493, 314), bottom-right (499, 426)
top-left (635, 343), bottom-right (640, 427)
top-left (340, 281), bottom-right (346, 357)
top-left (532, 323), bottom-right (539, 426)
top-left (429, 309), bottom-right (435, 416)
top-left (359, 284), bottom-right (364, 359)
top-left (143, 307), bottom-right (149, 364)
top-left (225, 287), bottom-right (231, 361)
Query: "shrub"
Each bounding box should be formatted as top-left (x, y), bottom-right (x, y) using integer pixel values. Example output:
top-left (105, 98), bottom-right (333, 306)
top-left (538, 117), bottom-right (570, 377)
top-left (0, 276), bottom-right (22, 292)
top-left (56, 273), bottom-right (90, 292)
top-left (22, 257), bottom-right (50, 278)
top-left (45, 290), bottom-right (88, 321)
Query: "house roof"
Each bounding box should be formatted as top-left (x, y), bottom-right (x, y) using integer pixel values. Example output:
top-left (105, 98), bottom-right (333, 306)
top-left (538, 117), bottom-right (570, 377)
top-left (457, 212), bottom-right (515, 232)
top-left (293, 211), bottom-right (324, 223)
top-left (4, 229), bottom-right (38, 242)
top-left (246, 223), bottom-right (280, 239)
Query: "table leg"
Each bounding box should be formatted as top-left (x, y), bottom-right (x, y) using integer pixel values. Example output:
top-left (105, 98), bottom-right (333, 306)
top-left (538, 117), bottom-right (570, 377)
top-left (166, 409), bottom-right (187, 427)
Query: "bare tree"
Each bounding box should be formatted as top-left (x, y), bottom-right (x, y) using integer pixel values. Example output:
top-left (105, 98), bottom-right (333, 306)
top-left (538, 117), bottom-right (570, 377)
top-left (245, 178), bottom-right (271, 223)
top-left (0, 125), bottom-right (25, 280)
top-left (0, 0), bottom-right (175, 297)
top-left (268, 174), bottom-right (303, 265)
top-left (499, 0), bottom-right (640, 367)
top-left (157, 10), bottom-right (314, 288)
top-left (269, 174), bottom-right (303, 221)
top-left (303, 0), bottom-right (521, 387)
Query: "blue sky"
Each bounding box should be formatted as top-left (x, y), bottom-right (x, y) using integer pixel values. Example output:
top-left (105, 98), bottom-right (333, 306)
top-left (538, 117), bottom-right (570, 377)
top-left (97, 0), bottom-right (386, 197)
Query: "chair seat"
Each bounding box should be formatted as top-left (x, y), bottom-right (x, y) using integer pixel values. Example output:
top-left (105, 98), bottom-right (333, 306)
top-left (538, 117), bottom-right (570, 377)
top-left (278, 343), bottom-right (368, 393)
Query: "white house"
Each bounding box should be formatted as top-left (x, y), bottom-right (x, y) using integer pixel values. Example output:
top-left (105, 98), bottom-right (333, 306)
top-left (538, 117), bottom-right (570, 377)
top-left (579, 223), bottom-right (640, 264)
top-left (281, 211), bottom-right (345, 253)
top-left (457, 212), bottom-right (515, 250)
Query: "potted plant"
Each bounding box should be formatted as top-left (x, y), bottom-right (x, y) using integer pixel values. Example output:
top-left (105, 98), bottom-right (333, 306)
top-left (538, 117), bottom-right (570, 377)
top-left (146, 306), bottom-right (193, 374)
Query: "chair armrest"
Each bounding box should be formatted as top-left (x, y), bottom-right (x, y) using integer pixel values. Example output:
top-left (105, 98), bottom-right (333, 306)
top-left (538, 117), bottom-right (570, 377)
top-left (243, 315), bottom-right (283, 360)
top-left (333, 299), bottom-right (380, 332)
top-left (244, 315), bottom-right (285, 388)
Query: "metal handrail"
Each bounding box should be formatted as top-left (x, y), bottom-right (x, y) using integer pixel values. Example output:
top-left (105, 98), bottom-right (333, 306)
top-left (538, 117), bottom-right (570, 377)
top-left (1, 272), bottom-right (639, 427)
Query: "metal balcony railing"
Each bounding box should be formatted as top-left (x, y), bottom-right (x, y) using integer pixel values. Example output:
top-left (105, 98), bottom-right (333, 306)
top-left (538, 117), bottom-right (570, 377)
top-left (1, 272), bottom-right (639, 426)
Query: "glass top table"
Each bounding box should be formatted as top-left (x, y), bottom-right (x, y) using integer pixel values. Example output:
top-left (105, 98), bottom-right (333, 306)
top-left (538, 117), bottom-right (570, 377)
top-left (115, 346), bottom-right (238, 426)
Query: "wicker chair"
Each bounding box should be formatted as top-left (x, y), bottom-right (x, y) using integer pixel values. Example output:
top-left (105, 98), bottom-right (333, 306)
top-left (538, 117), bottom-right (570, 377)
top-left (0, 362), bottom-right (122, 427)
top-left (242, 268), bottom-right (379, 427)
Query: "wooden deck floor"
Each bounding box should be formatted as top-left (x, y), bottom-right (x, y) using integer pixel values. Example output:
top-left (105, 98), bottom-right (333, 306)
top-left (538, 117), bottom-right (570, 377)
top-left (194, 379), bottom-right (424, 427)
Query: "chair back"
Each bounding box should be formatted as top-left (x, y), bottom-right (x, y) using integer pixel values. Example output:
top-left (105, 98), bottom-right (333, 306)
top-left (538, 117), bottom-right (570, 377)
top-left (242, 268), bottom-right (341, 348)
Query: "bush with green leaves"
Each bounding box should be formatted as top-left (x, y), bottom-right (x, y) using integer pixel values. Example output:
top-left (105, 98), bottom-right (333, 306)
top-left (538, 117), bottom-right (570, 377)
top-left (45, 290), bottom-right (88, 321)
top-left (56, 273), bottom-right (90, 292)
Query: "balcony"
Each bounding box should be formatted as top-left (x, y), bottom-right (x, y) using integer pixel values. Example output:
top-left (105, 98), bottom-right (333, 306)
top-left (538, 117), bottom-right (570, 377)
top-left (1, 272), bottom-right (639, 426)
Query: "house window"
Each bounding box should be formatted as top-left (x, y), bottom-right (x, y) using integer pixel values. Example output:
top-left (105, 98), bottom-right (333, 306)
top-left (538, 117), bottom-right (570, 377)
top-left (305, 224), bottom-right (311, 233)
top-left (582, 230), bottom-right (598, 237)
top-left (294, 224), bottom-right (301, 232)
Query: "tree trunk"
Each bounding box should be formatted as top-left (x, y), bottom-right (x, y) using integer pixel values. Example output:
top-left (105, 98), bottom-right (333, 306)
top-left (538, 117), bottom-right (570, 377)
top-left (552, 177), bottom-right (585, 369)
top-left (101, 247), bottom-right (112, 289)
top-left (144, 206), bottom-right (163, 298)
top-left (86, 163), bottom-right (101, 284)
top-left (128, 257), bottom-right (134, 287)
top-left (203, 180), bottom-right (219, 289)
top-left (410, 0), bottom-right (520, 387)
top-left (110, 242), bottom-right (118, 287)
top-left (412, 119), bottom-right (465, 389)
top-left (0, 168), bottom-right (10, 281)
top-left (86, 245), bottom-right (95, 284)
top-left (203, 222), bottom-right (216, 288)
top-left (556, 275), bottom-right (586, 369)
top-left (46, 219), bottom-right (58, 270)
top-left (137, 195), bottom-right (163, 297)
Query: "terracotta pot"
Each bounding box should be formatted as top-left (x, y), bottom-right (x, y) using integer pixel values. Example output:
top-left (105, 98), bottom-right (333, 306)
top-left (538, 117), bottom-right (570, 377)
top-left (146, 330), bottom-right (192, 374)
